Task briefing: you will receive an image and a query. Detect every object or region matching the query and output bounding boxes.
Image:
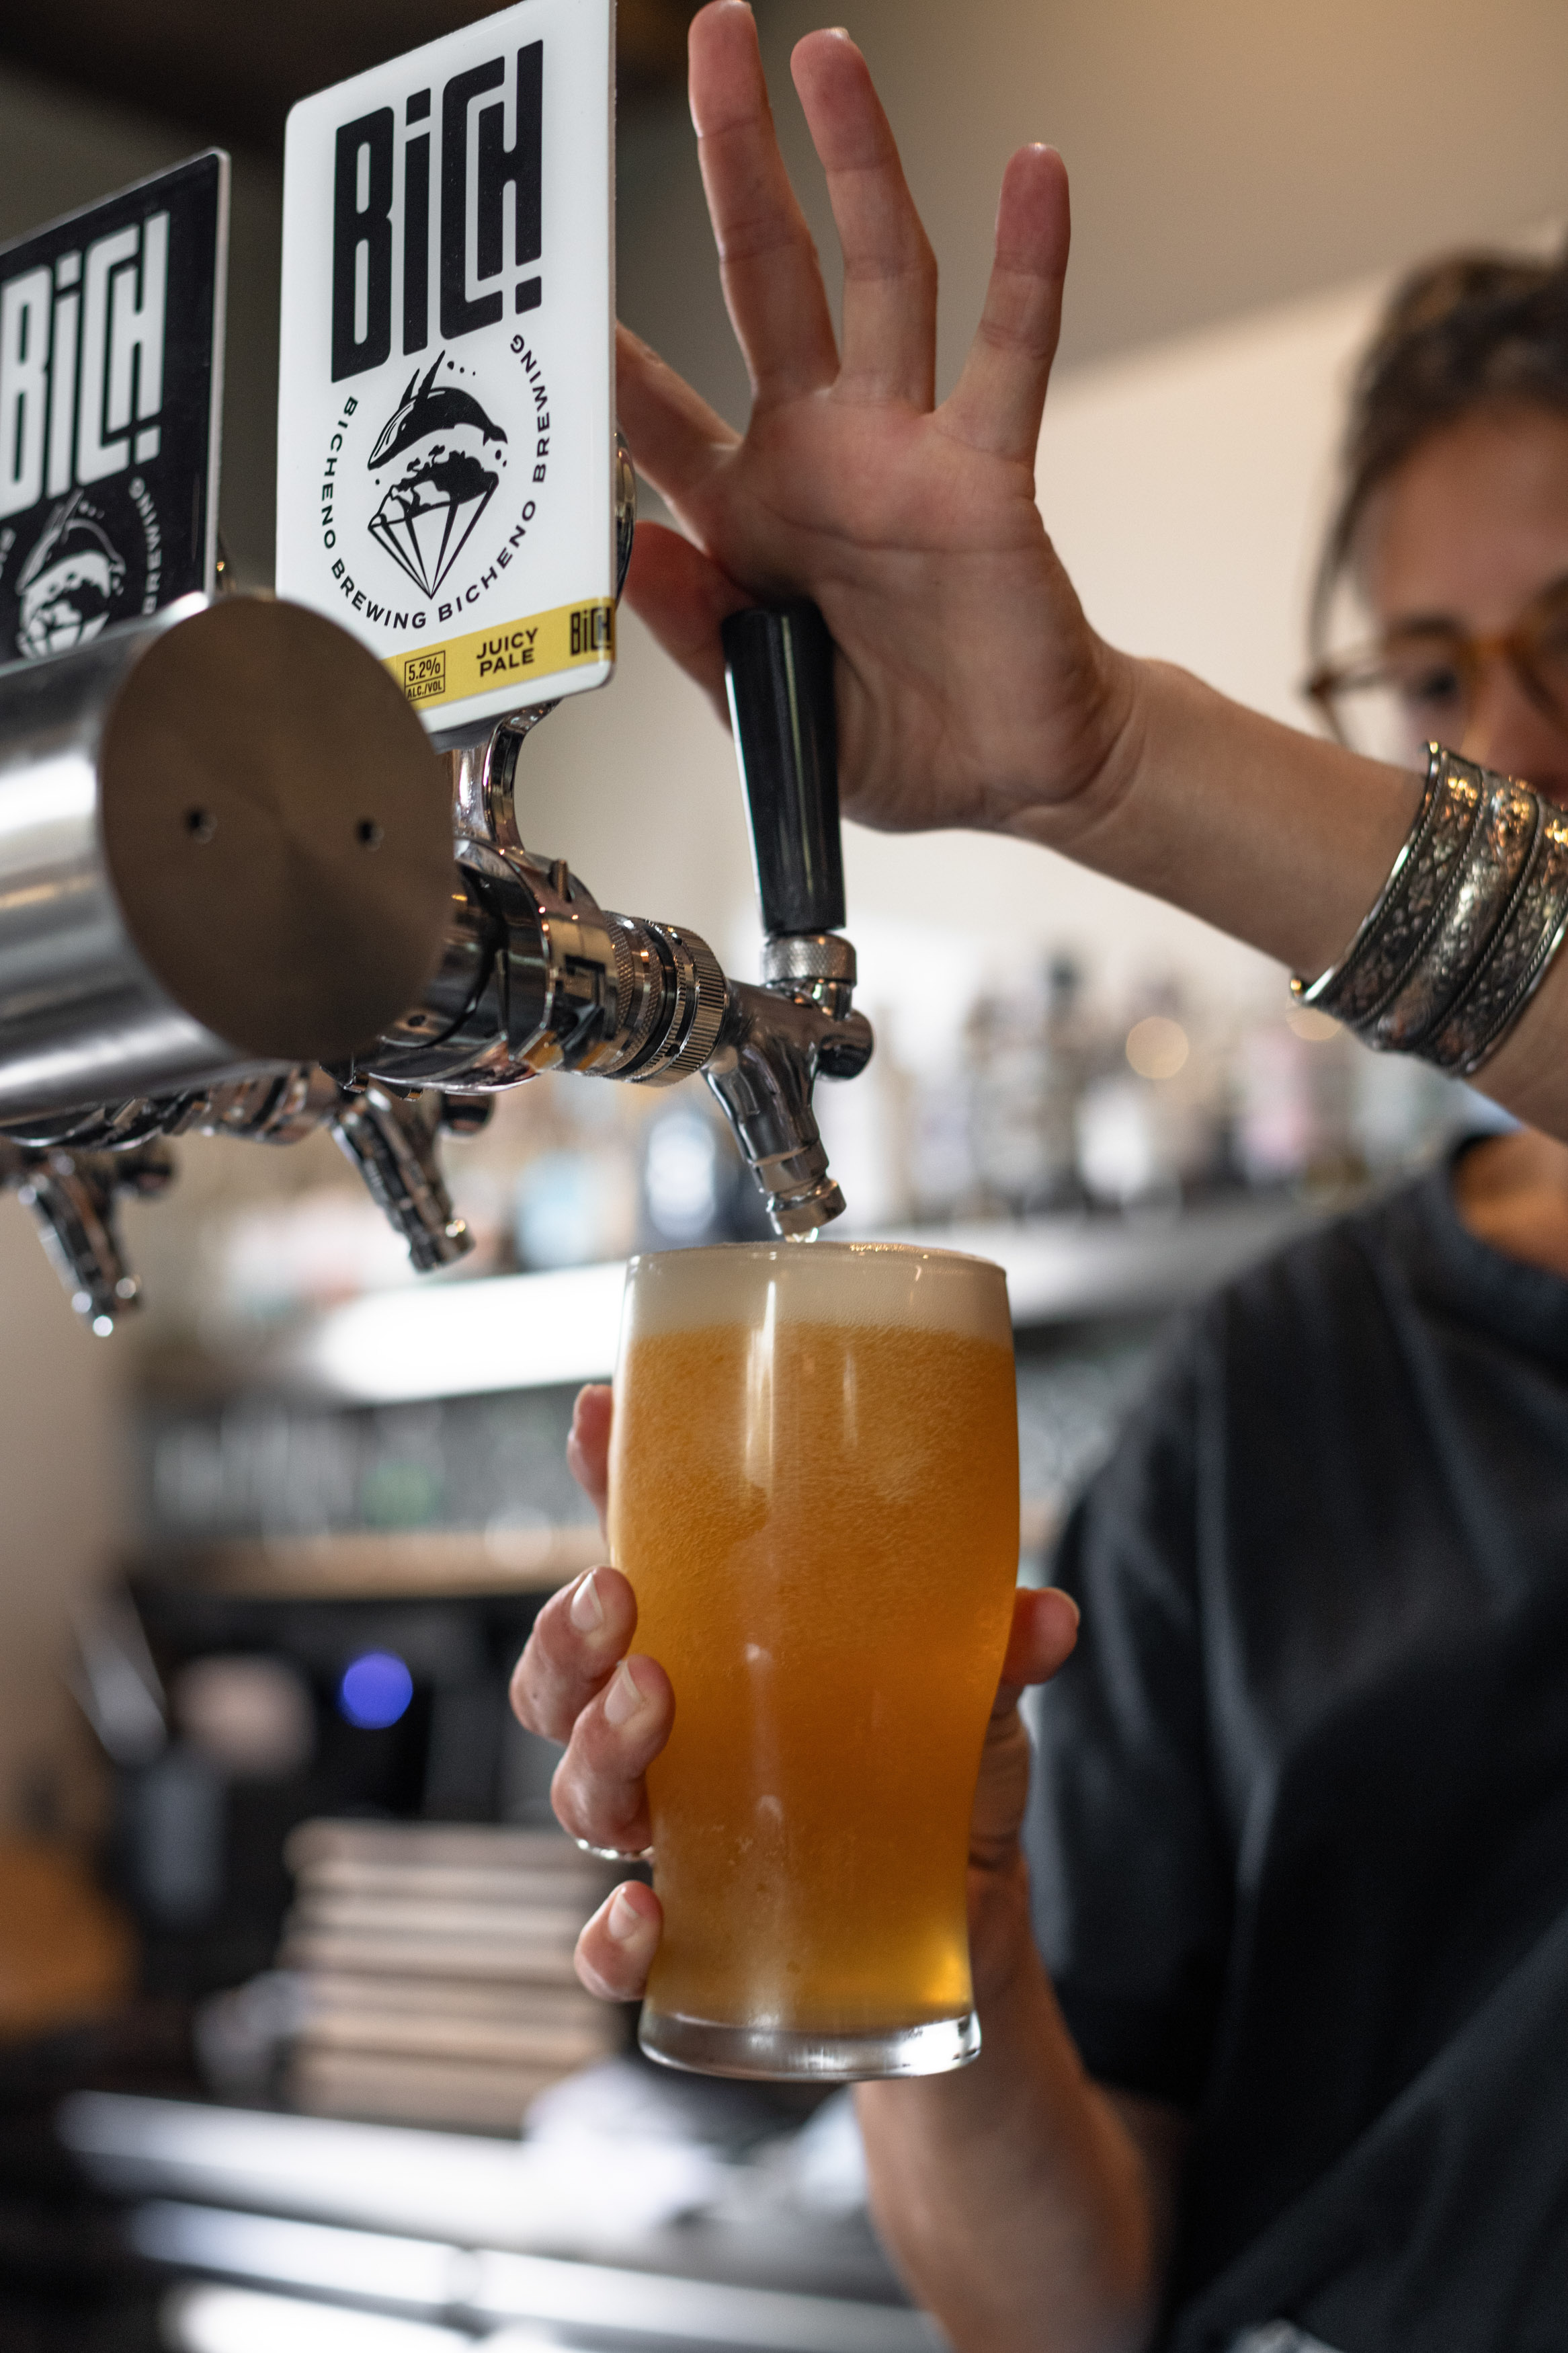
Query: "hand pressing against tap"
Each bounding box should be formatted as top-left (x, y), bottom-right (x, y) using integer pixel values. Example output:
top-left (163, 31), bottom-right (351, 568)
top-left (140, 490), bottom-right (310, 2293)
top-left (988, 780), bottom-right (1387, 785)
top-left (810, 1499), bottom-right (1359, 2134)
top-left (618, 1), bottom-right (1108, 848)
top-left (509, 1385), bottom-right (1184, 2353)
top-left (620, 3), bottom-right (1568, 1149)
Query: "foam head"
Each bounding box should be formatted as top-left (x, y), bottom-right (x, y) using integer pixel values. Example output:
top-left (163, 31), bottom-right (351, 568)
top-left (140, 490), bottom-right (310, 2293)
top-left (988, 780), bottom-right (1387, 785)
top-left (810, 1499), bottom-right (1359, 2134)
top-left (617, 1239), bottom-right (1012, 1354)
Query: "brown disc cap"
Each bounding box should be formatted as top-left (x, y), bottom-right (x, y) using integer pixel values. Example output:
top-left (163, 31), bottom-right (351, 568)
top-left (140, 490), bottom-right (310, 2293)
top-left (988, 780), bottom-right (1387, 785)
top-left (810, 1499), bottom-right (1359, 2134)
top-left (99, 598), bottom-right (455, 1065)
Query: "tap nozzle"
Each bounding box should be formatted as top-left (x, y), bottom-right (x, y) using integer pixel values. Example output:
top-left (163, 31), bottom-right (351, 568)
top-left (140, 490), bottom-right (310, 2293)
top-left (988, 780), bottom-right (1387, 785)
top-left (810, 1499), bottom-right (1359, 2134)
top-left (0, 1138), bottom-right (173, 1332)
top-left (704, 953), bottom-right (872, 1236)
top-left (330, 1084), bottom-right (474, 1273)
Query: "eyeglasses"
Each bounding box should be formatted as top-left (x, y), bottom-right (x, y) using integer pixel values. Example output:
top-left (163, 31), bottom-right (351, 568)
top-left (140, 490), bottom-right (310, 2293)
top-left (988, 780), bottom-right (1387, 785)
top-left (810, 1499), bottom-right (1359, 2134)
top-left (1305, 573), bottom-right (1568, 766)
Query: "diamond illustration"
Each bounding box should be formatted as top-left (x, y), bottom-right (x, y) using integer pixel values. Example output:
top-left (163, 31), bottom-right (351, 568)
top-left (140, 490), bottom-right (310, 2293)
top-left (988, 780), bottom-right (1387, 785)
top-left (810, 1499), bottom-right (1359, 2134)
top-left (364, 354), bottom-right (509, 602)
top-left (368, 448), bottom-right (498, 600)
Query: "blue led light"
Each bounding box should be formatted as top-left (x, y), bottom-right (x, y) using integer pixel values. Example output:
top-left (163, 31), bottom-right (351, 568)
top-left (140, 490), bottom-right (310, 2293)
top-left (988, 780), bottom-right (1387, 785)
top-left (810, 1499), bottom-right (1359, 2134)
top-left (337, 1650), bottom-right (414, 1730)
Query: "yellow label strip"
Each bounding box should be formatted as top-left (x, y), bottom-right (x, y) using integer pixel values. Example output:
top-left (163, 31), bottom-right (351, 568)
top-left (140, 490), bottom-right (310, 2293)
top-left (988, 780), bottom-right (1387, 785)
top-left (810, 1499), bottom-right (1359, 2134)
top-left (386, 598), bottom-right (615, 710)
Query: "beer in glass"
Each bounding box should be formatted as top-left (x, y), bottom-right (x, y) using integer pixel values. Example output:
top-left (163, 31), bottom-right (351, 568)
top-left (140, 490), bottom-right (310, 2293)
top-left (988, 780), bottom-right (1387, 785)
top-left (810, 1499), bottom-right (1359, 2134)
top-left (608, 1239), bottom-right (1018, 2079)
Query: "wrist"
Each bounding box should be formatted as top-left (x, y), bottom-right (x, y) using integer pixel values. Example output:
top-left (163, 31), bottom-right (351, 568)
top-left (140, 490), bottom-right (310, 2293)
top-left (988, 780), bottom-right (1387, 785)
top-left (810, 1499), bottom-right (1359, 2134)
top-left (1001, 636), bottom-right (1153, 852)
top-left (1007, 652), bottom-right (1428, 978)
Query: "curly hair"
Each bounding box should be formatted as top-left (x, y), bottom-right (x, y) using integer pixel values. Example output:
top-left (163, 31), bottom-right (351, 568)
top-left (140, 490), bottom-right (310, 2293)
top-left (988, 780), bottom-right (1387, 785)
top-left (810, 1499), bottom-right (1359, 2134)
top-left (1312, 245), bottom-right (1568, 651)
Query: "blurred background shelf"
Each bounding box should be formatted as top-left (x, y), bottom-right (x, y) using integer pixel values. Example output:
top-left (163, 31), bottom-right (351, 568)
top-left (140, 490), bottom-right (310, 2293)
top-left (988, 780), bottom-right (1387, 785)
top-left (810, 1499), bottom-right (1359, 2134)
top-left (127, 1189), bottom-right (1350, 1418)
top-left (263, 1190), bottom-right (1342, 1408)
top-left (119, 1193), bottom-right (1348, 1630)
top-left (176, 1525), bottom-right (604, 1601)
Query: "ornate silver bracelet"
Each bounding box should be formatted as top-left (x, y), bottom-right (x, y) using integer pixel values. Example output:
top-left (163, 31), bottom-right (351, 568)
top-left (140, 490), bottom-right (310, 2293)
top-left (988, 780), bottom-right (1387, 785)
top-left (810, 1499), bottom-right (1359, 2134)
top-left (1294, 744), bottom-right (1568, 1076)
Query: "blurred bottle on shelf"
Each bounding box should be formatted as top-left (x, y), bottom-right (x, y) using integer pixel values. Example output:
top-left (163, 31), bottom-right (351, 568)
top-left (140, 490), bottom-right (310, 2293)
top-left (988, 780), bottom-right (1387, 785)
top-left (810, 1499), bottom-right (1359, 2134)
top-left (907, 1066), bottom-right (975, 1224)
top-left (1349, 1043), bottom-right (1486, 1176)
top-left (511, 1083), bottom-right (641, 1271)
top-left (1229, 1004), bottom-right (1356, 1190)
top-left (1038, 956), bottom-right (1094, 1209)
top-left (513, 1146), bottom-right (637, 1270)
top-left (811, 1007), bottom-right (916, 1234)
top-left (637, 1095), bottom-right (776, 1251)
top-left (1229, 1000), bottom-right (1477, 1193)
top-left (512, 1087), bottom-right (772, 1265)
top-left (968, 957), bottom-right (1090, 1218)
top-left (642, 1106), bottom-right (723, 1246)
top-left (1075, 980), bottom-right (1228, 1211)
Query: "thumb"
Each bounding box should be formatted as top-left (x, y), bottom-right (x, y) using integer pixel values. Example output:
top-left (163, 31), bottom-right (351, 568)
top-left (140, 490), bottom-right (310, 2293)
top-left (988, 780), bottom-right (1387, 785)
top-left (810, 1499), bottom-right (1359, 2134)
top-left (995, 1585), bottom-right (1079, 1714)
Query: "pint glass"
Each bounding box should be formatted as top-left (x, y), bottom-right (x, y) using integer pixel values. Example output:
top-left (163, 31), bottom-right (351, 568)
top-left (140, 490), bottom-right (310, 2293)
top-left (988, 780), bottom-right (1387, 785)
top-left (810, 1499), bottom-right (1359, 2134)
top-left (608, 1239), bottom-right (1019, 2080)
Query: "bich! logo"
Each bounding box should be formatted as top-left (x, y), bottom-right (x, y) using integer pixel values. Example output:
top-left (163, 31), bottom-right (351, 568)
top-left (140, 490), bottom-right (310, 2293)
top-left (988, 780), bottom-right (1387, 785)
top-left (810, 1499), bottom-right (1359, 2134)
top-left (331, 42), bottom-right (542, 386)
top-left (0, 214), bottom-right (167, 656)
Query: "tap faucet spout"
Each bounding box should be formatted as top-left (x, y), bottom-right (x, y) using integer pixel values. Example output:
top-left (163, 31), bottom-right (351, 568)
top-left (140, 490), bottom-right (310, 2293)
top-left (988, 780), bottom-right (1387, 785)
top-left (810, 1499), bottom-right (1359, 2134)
top-left (705, 979), bottom-right (872, 1234)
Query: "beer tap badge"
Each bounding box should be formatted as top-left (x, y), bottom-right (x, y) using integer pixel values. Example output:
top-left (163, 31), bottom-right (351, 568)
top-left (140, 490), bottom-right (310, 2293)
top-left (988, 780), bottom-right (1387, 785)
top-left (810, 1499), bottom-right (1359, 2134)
top-left (276, 0), bottom-right (615, 744)
top-left (0, 154), bottom-right (227, 668)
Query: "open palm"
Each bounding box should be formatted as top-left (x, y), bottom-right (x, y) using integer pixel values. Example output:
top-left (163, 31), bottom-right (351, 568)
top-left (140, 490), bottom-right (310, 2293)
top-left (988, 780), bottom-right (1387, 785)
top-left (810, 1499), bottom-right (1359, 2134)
top-left (617, 3), bottom-right (1133, 840)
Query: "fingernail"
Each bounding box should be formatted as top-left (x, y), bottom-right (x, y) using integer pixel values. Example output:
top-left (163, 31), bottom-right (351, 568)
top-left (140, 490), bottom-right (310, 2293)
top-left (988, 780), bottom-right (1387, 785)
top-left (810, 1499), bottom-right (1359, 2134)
top-left (604, 1657), bottom-right (648, 1727)
top-left (571, 1570), bottom-right (605, 1633)
top-left (1055, 1589), bottom-right (1081, 1628)
top-left (607, 1886), bottom-right (645, 1943)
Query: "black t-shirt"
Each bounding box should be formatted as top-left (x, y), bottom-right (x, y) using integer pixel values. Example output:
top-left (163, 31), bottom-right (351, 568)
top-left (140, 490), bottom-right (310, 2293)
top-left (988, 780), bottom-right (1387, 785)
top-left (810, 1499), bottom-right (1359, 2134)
top-left (1026, 1153), bottom-right (1568, 2353)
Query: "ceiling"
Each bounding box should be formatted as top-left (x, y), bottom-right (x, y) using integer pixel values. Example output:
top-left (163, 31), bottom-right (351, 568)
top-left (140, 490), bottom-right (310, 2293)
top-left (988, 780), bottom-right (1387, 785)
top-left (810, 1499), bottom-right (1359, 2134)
top-left (0, 0), bottom-right (700, 152)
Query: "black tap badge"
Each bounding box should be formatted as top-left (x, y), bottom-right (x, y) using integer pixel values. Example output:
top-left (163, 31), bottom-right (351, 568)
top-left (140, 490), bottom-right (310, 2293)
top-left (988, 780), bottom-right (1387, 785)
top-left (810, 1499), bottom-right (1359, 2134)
top-left (276, 0), bottom-right (614, 747)
top-left (0, 153), bottom-right (226, 670)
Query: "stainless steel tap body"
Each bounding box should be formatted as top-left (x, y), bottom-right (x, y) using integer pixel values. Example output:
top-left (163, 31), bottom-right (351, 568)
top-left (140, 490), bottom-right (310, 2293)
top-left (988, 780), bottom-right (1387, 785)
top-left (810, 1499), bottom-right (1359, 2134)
top-left (362, 723), bottom-right (873, 1233)
top-left (366, 721), bottom-right (731, 1096)
top-left (0, 592), bottom-right (455, 1128)
top-left (0, 641), bottom-right (874, 1334)
top-left (0, 602), bottom-right (245, 1119)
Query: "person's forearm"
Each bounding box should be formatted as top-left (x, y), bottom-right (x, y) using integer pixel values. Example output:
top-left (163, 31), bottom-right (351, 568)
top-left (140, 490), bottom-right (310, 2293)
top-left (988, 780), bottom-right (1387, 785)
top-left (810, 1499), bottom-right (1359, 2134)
top-left (1024, 656), bottom-right (1419, 980)
top-left (1020, 651), bottom-right (1568, 1140)
top-left (855, 1862), bottom-right (1175, 2353)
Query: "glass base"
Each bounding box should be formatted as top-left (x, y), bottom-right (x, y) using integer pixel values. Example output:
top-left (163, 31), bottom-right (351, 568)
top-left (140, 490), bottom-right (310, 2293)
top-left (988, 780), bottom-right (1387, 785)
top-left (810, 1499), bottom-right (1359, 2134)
top-left (637, 2005), bottom-right (981, 2081)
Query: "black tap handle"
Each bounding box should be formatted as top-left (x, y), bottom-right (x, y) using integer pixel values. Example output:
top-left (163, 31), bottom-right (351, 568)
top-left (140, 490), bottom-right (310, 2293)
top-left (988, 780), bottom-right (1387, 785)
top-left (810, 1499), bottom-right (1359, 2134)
top-left (722, 601), bottom-right (845, 938)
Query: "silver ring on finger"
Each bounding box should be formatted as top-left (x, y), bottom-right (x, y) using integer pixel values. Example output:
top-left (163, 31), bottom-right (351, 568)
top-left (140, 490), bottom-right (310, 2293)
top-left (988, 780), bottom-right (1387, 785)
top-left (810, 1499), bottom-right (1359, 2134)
top-left (573, 1836), bottom-right (655, 1864)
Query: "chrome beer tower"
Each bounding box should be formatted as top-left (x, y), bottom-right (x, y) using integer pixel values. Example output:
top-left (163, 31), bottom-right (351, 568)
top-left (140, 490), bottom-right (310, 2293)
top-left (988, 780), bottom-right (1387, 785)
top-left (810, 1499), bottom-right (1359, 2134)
top-left (0, 555), bottom-right (872, 1330)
